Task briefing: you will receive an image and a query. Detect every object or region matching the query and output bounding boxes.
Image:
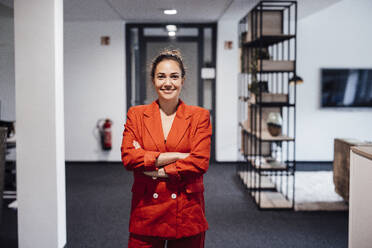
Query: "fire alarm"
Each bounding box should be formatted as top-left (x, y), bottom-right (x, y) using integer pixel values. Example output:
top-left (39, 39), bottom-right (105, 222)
top-left (224, 41), bottom-right (233, 50)
top-left (101, 36), bottom-right (110, 45)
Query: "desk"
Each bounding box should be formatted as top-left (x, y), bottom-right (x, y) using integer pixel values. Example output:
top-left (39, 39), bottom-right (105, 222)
top-left (349, 146), bottom-right (372, 248)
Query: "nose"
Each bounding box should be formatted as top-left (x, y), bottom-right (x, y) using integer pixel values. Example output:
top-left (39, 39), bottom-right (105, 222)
top-left (164, 77), bottom-right (172, 86)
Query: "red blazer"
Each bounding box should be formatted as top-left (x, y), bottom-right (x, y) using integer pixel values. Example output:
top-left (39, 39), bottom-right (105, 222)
top-left (121, 99), bottom-right (212, 239)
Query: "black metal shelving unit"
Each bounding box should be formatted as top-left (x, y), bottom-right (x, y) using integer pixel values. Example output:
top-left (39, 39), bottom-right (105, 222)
top-left (237, 0), bottom-right (297, 210)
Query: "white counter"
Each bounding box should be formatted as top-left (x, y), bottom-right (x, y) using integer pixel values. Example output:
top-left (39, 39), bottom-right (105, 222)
top-left (349, 146), bottom-right (372, 248)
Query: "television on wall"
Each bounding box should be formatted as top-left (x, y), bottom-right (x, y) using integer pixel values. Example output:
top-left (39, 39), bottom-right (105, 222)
top-left (321, 69), bottom-right (372, 107)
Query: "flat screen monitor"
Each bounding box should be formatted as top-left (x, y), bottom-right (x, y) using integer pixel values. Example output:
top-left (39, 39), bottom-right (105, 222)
top-left (321, 69), bottom-right (372, 107)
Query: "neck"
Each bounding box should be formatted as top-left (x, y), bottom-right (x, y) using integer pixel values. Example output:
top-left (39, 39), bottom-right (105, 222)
top-left (158, 98), bottom-right (179, 115)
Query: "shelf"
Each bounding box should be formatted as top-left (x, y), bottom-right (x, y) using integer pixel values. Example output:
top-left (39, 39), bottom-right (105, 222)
top-left (251, 102), bottom-right (295, 107)
top-left (251, 191), bottom-right (293, 209)
top-left (257, 60), bottom-right (295, 72)
top-left (239, 96), bottom-right (295, 107)
top-left (238, 171), bottom-right (276, 190)
top-left (250, 93), bottom-right (289, 105)
top-left (239, 171), bottom-right (293, 209)
top-left (243, 35), bottom-right (295, 48)
top-left (240, 121), bottom-right (295, 142)
top-left (250, 158), bottom-right (287, 171)
top-left (238, 0), bottom-right (297, 210)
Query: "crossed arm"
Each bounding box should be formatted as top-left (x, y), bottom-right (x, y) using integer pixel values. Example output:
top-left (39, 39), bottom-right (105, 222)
top-left (121, 107), bottom-right (212, 181)
top-left (143, 152), bottom-right (189, 178)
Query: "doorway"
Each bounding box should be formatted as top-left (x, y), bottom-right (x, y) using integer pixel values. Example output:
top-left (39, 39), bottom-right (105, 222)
top-left (125, 23), bottom-right (217, 161)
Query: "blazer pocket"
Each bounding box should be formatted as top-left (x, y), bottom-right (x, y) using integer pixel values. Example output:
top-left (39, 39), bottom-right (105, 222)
top-left (185, 182), bottom-right (204, 194)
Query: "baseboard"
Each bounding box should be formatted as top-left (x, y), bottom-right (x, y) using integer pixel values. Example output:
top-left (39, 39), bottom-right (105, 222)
top-left (214, 161), bottom-right (247, 165)
top-left (296, 161), bottom-right (333, 164)
top-left (66, 161), bottom-right (122, 164)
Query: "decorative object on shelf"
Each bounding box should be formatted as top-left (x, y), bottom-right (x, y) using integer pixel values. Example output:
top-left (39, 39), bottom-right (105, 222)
top-left (249, 80), bottom-right (269, 95)
top-left (247, 106), bottom-right (280, 132)
top-left (289, 75), bottom-right (303, 85)
top-left (266, 112), bottom-right (282, 137)
top-left (245, 10), bottom-right (283, 42)
top-left (271, 142), bottom-right (282, 162)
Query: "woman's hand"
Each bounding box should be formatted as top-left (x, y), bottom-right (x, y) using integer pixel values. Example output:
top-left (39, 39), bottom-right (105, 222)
top-left (155, 152), bottom-right (189, 167)
top-left (146, 152), bottom-right (190, 178)
top-left (143, 168), bottom-right (168, 178)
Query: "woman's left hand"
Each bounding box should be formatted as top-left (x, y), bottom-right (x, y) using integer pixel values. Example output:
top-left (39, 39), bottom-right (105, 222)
top-left (143, 168), bottom-right (168, 178)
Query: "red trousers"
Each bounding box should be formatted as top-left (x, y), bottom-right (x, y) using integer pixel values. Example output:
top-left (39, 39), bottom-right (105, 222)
top-left (128, 232), bottom-right (205, 248)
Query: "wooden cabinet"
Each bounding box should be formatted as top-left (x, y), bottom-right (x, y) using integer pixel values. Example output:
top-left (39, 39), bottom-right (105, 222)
top-left (333, 138), bottom-right (372, 202)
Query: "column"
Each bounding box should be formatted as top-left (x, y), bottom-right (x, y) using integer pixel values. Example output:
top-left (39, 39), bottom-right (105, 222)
top-left (14, 0), bottom-right (66, 247)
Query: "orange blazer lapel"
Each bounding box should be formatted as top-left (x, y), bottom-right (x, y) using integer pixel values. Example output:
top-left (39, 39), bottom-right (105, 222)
top-left (143, 101), bottom-right (167, 152)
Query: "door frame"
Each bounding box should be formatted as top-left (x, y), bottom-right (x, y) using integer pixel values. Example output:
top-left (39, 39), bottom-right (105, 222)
top-left (125, 23), bottom-right (217, 162)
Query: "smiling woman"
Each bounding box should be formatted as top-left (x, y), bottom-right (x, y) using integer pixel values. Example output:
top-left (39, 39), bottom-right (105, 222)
top-left (121, 49), bottom-right (212, 248)
top-left (151, 50), bottom-right (185, 109)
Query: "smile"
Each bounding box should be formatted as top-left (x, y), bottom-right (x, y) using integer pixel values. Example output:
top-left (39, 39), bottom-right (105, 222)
top-left (161, 89), bottom-right (176, 93)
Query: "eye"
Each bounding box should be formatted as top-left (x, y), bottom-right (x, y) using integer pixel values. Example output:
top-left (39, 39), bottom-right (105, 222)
top-left (171, 75), bottom-right (180, 79)
top-left (157, 75), bottom-right (165, 79)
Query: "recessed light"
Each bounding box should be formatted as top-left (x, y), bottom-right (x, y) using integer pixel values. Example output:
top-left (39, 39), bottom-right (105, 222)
top-left (166, 25), bottom-right (177, 32)
top-left (168, 31), bottom-right (176, 37)
top-left (164, 9), bottom-right (177, 15)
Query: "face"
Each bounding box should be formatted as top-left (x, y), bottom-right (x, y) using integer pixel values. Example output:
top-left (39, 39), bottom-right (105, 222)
top-left (153, 59), bottom-right (184, 101)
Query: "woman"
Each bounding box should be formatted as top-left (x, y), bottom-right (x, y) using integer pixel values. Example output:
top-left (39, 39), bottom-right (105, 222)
top-left (121, 49), bottom-right (212, 248)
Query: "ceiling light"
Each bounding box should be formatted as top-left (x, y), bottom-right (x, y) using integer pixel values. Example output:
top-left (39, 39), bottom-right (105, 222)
top-left (168, 31), bottom-right (176, 37)
top-left (164, 9), bottom-right (177, 15)
top-left (166, 25), bottom-right (177, 32)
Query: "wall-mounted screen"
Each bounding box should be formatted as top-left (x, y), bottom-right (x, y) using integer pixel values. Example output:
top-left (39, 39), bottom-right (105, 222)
top-left (321, 69), bottom-right (372, 107)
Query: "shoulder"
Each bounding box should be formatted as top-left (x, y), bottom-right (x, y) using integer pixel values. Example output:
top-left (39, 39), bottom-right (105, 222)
top-left (127, 104), bottom-right (150, 115)
top-left (186, 105), bottom-right (209, 114)
top-left (184, 105), bottom-right (210, 121)
top-left (126, 104), bottom-right (152, 122)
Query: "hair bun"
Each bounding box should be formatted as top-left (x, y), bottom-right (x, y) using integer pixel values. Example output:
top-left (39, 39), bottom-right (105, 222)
top-left (160, 49), bottom-right (183, 61)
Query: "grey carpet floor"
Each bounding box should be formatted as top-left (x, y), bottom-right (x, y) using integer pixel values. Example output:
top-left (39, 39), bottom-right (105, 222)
top-left (0, 162), bottom-right (348, 247)
top-left (66, 162), bottom-right (348, 248)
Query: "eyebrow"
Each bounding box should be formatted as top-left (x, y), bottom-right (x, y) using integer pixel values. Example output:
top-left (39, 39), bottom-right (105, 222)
top-left (156, 72), bottom-right (180, 75)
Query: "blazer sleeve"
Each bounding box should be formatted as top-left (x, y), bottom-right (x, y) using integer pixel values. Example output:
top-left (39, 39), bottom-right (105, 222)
top-left (121, 107), bottom-right (161, 171)
top-left (163, 109), bottom-right (212, 181)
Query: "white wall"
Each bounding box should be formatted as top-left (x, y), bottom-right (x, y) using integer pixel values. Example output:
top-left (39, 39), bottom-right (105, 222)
top-left (215, 0), bottom-right (257, 162)
top-left (0, 3), bottom-right (14, 121)
top-left (64, 21), bottom-right (126, 161)
top-left (296, 0), bottom-right (372, 161)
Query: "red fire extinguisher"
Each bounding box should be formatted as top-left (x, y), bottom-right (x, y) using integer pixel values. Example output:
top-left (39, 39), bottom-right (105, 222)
top-left (97, 119), bottom-right (112, 150)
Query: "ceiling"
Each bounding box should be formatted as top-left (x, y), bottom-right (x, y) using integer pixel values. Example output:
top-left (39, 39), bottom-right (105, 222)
top-left (0, 0), bottom-right (343, 22)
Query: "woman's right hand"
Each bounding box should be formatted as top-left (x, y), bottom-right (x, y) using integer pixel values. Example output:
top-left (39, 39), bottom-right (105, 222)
top-left (155, 152), bottom-right (190, 168)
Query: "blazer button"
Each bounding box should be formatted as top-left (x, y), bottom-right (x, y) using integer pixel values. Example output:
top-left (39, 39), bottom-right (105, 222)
top-left (153, 193), bottom-right (159, 199)
top-left (171, 193), bottom-right (177, 199)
